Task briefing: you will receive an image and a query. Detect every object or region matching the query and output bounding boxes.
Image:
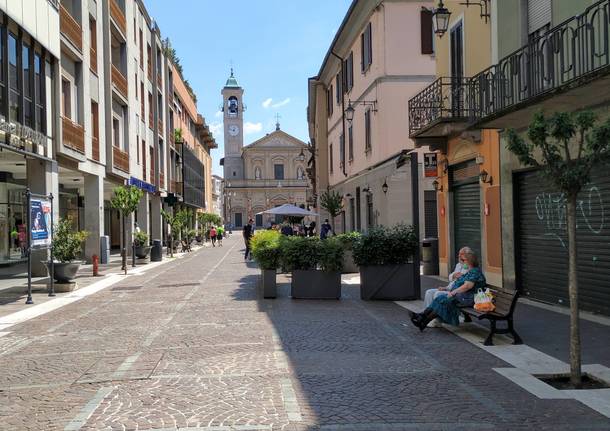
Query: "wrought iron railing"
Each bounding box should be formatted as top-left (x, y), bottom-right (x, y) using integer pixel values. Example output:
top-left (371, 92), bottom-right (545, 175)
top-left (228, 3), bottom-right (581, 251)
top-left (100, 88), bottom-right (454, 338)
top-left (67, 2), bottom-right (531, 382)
top-left (470, 0), bottom-right (610, 121)
top-left (408, 77), bottom-right (473, 137)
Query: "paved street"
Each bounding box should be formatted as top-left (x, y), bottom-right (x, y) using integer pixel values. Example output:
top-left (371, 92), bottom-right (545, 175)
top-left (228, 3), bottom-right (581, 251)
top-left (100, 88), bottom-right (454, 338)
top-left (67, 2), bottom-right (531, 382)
top-left (0, 234), bottom-right (608, 431)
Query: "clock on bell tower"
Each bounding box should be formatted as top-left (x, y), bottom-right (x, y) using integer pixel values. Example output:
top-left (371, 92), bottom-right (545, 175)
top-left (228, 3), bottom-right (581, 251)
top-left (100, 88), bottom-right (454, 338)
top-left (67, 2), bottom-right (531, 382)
top-left (222, 69), bottom-right (245, 180)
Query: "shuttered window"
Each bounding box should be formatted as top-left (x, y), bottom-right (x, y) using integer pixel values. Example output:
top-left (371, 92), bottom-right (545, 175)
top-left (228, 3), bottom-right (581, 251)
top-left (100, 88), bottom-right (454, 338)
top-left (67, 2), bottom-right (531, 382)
top-left (348, 124), bottom-right (353, 161)
top-left (420, 9), bottom-right (433, 54)
top-left (327, 85), bottom-right (333, 117)
top-left (335, 72), bottom-right (342, 104)
top-left (339, 132), bottom-right (345, 168)
top-left (361, 22), bottom-right (372, 72)
top-left (329, 143), bottom-right (334, 174)
top-left (527, 0), bottom-right (551, 34)
top-left (343, 51), bottom-right (354, 93)
top-left (364, 108), bottom-right (372, 152)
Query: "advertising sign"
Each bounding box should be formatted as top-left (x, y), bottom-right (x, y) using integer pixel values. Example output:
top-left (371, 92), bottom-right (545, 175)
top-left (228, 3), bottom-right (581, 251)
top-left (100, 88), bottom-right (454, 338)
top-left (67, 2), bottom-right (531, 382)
top-left (30, 198), bottom-right (52, 248)
top-left (424, 153), bottom-right (438, 178)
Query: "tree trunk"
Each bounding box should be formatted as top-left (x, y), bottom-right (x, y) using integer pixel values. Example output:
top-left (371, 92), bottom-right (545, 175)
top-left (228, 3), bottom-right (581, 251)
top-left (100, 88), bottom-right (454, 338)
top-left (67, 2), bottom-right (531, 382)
top-left (121, 215), bottom-right (127, 275)
top-left (567, 194), bottom-right (581, 387)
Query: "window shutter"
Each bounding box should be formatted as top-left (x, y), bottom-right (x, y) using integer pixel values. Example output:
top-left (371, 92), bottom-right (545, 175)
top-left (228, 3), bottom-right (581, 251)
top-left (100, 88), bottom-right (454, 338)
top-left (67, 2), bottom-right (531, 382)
top-left (367, 23), bottom-right (373, 67)
top-left (361, 32), bottom-right (366, 72)
top-left (527, 0), bottom-right (551, 34)
top-left (348, 51), bottom-right (354, 90)
top-left (420, 9), bottom-right (433, 54)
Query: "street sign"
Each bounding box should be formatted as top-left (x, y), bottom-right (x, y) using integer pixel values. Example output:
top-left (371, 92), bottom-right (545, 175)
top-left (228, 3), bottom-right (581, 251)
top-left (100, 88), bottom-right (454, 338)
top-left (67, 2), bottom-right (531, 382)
top-left (424, 153), bottom-right (438, 178)
top-left (30, 198), bottom-right (52, 248)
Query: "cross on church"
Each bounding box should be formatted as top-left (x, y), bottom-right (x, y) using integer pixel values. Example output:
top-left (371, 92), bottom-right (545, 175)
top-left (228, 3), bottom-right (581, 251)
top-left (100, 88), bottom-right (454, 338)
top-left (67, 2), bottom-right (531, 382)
top-left (275, 113), bottom-right (281, 131)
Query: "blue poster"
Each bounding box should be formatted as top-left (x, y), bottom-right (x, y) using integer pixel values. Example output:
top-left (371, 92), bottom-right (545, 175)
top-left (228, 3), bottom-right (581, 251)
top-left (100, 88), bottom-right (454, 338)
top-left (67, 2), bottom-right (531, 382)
top-left (30, 199), bottom-right (52, 247)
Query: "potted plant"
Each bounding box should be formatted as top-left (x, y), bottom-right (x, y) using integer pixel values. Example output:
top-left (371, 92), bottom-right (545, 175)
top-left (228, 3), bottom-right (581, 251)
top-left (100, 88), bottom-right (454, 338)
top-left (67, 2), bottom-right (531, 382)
top-left (250, 230), bottom-right (281, 298)
top-left (281, 236), bottom-right (343, 299)
top-left (352, 224), bottom-right (419, 300)
top-left (46, 217), bottom-right (89, 283)
top-left (335, 232), bottom-right (361, 273)
top-left (134, 230), bottom-right (151, 259)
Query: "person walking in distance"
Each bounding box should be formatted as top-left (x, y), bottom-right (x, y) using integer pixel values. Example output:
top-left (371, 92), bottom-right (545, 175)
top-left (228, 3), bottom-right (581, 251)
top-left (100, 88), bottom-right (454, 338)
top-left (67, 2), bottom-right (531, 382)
top-left (243, 219), bottom-right (254, 260)
top-left (320, 219), bottom-right (333, 239)
top-left (210, 226), bottom-right (217, 247)
top-left (216, 225), bottom-right (224, 247)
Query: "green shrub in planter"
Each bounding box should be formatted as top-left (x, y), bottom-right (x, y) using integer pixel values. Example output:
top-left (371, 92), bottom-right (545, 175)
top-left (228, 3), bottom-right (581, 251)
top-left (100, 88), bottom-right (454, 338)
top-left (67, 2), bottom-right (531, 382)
top-left (279, 236), bottom-right (321, 271)
top-left (335, 232), bottom-right (361, 250)
top-left (53, 217), bottom-right (89, 263)
top-left (352, 224), bottom-right (419, 300)
top-left (250, 230), bottom-right (281, 270)
top-left (134, 230), bottom-right (149, 247)
top-left (319, 237), bottom-right (344, 272)
top-left (352, 224), bottom-right (418, 266)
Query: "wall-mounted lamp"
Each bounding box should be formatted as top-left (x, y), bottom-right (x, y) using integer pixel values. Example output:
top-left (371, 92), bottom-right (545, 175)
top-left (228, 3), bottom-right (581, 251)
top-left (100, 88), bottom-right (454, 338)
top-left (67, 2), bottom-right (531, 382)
top-left (382, 179), bottom-right (389, 194)
top-left (479, 169), bottom-right (493, 185)
top-left (345, 99), bottom-right (378, 125)
top-left (297, 148), bottom-right (305, 162)
top-left (362, 185), bottom-right (371, 194)
top-left (432, 179), bottom-right (443, 192)
top-left (433, 1), bottom-right (451, 37)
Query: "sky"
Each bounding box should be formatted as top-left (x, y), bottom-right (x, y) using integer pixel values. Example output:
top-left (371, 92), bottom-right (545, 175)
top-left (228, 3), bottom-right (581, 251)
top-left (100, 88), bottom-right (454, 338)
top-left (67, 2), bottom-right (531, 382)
top-left (144, 0), bottom-right (353, 177)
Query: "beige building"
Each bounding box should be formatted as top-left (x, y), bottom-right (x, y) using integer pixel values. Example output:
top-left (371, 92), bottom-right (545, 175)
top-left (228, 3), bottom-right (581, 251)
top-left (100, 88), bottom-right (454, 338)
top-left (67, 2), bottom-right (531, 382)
top-left (308, 0), bottom-right (436, 235)
top-left (221, 72), bottom-right (309, 228)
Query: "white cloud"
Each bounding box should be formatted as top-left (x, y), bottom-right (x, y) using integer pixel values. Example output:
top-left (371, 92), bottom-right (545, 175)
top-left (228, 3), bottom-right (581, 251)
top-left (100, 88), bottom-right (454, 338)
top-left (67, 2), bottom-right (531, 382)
top-left (214, 110), bottom-right (223, 118)
top-left (209, 122), bottom-right (223, 136)
top-left (244, 122), bottom-right (263, 135)
top-left (271, 97), bottom-right (291, 108)
top-left (262, 97), bottom-right (291, 109)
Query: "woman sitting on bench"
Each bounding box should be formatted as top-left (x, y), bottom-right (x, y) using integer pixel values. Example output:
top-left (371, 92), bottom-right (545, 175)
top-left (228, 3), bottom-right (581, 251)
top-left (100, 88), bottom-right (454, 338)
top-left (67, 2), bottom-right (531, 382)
top-left (410, 249), bottom-right (486, 331)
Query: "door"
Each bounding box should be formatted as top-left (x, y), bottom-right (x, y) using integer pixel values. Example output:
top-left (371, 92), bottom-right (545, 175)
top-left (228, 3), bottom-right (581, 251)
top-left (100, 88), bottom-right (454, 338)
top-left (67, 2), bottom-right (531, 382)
top-left (234, 212), bottom-right (242, 228)
top-left (451, 160), bottom-right (481, 262)
top-left (516, 169), bottom-right (610, 314)
top-left (424, 190), bottom-right (438, 238)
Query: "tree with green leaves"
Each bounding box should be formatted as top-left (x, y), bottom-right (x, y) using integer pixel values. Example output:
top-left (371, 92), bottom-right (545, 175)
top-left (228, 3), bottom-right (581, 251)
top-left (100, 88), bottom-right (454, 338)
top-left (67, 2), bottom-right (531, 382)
top-left (110, 185), bottom-right (144, 274)
top-left (161, 208), bottom-right (191, 257)
top-left (319, 188), bottom-right (343, 232)
top-left (507, 110), bottom-right (610, 387)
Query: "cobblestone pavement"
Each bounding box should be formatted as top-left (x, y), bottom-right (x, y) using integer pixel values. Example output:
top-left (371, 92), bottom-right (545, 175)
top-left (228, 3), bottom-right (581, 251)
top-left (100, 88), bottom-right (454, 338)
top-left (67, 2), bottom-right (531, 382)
top-left (0, 235), bottom-right (609, 430)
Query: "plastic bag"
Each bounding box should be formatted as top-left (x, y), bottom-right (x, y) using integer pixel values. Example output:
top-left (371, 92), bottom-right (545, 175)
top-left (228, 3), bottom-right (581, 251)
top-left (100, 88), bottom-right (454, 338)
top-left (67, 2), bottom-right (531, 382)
top-left (474, 288), bottom-right (495, 312)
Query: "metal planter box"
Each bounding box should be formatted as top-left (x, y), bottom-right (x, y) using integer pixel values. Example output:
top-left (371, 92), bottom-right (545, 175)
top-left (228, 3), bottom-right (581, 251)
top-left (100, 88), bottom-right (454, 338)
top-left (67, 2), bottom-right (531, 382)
top-left (261, 269), bottom-right (277, 299)
top-left (45, 261), bottom-right (81, 283)
top-left (291, 270), bottom-right (341, 299)
top-left (360, 264), bottom-right (417, 300)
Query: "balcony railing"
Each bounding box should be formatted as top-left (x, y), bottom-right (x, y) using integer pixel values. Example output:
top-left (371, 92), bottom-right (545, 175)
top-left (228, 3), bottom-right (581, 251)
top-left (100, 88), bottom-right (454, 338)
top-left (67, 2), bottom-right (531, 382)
top-left (471, 0), bottom-right (610, 123)
top-left (408, 77), bottom-right (473, 137)
top-left (60, 5), bottom-right (82, 52)
top-left (109, 0), bottom-right (126, 35)
top-left (62, 117), bottom-right (85, 153)
top-left (113, 146), bottom-right (129, 172)
top-left (90, 47), bottom-right (97, 74)
top-left (92, 136), bottom-right (99, 161)
top-left (226, 179), bottom-right (309, 188)
top-left (111, 64), bottom-right (128, 99)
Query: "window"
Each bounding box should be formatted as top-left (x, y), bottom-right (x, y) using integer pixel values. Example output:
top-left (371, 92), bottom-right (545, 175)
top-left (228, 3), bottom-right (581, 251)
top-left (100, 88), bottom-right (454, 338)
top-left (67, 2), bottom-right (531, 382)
top-left (140, 82), bottom-right (144, 117)
top-left (147, 44), bottom-right (152, 79)
top-left (348, 125), bottom-right (353, 161)
top-left (139, 30), bottom-right (143, 68)
top-left (61, 78), bottom-right (71, 118)
top-left (142, 139), bottom-right (146, 180)
top-left (355, 187), bottom-right (361, 231)
top-left (329, 144), bottom-right (334, 174)
top-left (9, 33), bottom-right (19, 122)
top-left (339, 133), bottom-right (345, 168)
top-left (420, 9), bottom-right (434, 54)
top-left (90, 17), bottom-right (97, 52)
top-left (361, 22), bottom-right (372, 72)
top-left (255, 214), bottom-right (263, 227)
top-left (148, 92), bottom-right (153, 127)
top-left (350, 198), bottom-right (355, 231)
top-left (326, 85), bottom-right (333, 116)
top-left (23, 44), bottom-right (32, 127)
top-left (34, 53), bottom-right (44, 132)
top-left (343, 51), bottom-right (354, 93)
top-left (91, 101), bottom-right (99, 140)
top-left (365, 108), bottom-right (372, 152)
top-left (234, 213), bottom-right (243, 228)
top-left (274, 164), bottom-right (284, 180)
top-left (112, 117), bottom-right (121, 148)
top-left (335, 72), bottom-right (342, 104)
top-left (159, 140), bottom-right (164, 174)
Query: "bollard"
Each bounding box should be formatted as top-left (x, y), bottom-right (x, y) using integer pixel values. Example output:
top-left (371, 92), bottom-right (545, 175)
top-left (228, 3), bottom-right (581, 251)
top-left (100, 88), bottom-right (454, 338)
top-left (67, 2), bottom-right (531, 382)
top-left (92, 254), bottom-right (99, 276)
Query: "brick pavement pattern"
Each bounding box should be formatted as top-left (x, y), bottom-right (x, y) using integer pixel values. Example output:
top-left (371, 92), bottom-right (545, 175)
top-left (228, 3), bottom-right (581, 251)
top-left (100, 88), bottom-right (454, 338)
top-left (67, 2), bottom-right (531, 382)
top-left (0, 235), bottom-right (609, 430)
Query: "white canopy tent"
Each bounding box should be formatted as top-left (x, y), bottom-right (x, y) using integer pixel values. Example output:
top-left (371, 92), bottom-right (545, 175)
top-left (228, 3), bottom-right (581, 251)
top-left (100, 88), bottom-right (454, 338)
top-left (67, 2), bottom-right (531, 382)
top-left (257, 204), bottom-right (319, 217)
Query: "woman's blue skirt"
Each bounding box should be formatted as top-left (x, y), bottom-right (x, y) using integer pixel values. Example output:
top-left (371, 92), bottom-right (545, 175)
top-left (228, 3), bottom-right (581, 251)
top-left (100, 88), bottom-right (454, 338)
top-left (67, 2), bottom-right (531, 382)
top-left (429, 295), bottom-right (461, 326)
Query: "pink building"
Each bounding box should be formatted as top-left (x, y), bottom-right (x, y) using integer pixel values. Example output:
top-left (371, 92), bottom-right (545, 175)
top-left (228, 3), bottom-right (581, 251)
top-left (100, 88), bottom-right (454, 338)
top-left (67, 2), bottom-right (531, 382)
top-left (308, 0), bottom-right (437, 236)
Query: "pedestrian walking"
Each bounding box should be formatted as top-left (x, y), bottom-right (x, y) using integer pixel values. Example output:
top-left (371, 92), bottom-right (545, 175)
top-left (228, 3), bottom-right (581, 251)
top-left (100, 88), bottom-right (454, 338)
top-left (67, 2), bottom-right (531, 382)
top-left (320, 219), bottom-right (333, 239)
top-left (210, 226), bottom-right (217, 247)
top-left (243, 219), bottom-right (254, 260)
top-left (217, 225), bottom-right (224, 247)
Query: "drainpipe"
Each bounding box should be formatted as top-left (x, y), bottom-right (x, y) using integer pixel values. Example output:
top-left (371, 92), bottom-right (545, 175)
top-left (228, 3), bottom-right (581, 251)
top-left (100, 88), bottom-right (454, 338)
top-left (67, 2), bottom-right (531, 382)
top-left (330, 51), bottom-right (348, 178)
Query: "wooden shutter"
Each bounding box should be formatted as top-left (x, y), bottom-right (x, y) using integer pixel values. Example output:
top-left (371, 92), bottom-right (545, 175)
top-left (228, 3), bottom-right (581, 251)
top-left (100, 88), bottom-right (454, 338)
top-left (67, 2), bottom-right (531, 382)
top-left (367, 23), bottom-right (373, 67)
top-left (361, 32), bottom-right (366, 72)
top-left (421, 9), bottom-right (433, 54)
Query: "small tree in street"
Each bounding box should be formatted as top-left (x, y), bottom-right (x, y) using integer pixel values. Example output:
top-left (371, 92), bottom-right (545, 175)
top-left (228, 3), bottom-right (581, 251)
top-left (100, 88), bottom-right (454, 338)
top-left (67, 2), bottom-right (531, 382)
top-left (110, 185), bottom-right (144, 275)
top-left (319, 188), bottom-right (343, 232)
top-left (162, 208), bottom-right (191, 257)
top-left (507, 111), bottom-right (610, 387)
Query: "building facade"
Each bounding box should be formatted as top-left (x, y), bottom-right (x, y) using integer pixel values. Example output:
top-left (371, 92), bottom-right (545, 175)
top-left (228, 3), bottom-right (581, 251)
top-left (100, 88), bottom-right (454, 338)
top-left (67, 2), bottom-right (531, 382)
top-left (307, 0), bottom-right (436, 236)
top-left (222, 72), bottom-right (309, 228)
top-left (211, 174), bottom-right (222, 217)
top-left (408, 1), bottom-right (503, 286)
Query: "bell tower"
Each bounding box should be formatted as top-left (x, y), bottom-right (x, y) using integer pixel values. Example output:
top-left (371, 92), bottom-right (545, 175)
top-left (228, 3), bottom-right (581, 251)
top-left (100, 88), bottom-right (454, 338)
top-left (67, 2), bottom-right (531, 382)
top-left (222, 69), bottom-right (245, 180)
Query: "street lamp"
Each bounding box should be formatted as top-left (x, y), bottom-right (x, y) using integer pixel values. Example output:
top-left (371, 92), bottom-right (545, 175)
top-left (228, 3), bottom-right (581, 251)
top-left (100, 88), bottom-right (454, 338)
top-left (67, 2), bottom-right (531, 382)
top-left (298, 148), bottom-right (305, 162)
top-left (479, 169), bottom-right (493, 185)
top-left (382, 180), bottom-right (389, 194)
top-left (345, 101), bottom-right (355, 124)
top-left (433, 1), bottom-right (451, 37)
top-left (345, 99), bottom-right (377, 125)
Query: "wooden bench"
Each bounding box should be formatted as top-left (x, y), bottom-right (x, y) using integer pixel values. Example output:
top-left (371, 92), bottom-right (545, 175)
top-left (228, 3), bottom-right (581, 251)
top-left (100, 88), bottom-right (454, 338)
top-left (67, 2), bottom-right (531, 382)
top-left (459, 286), bottom-right (523, 346)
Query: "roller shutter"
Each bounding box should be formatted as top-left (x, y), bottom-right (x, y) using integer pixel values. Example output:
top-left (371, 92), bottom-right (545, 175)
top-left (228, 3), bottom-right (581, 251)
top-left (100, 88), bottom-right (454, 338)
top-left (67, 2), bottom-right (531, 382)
top-left (451, 160), bottom-right (481, 260)
top-left (516, 169), bottom-right (610, 315)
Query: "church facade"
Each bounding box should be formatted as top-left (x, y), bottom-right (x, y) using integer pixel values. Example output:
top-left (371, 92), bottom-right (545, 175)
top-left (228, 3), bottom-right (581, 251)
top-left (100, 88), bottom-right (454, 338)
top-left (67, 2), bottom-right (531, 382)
top-left (221, 72), bottom-right (310, 228)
